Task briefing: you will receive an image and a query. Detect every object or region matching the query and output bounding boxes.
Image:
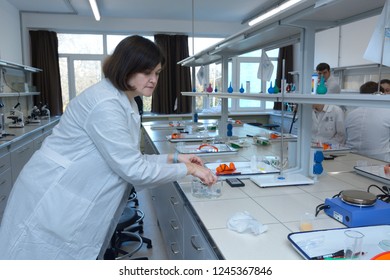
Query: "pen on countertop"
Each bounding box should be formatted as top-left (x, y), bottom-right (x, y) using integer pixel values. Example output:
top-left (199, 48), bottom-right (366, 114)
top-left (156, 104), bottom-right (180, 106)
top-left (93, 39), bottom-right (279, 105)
top-left (311, 250), bottom-right (367, 260)
top-left (310, 249), bottom-right (344, 260)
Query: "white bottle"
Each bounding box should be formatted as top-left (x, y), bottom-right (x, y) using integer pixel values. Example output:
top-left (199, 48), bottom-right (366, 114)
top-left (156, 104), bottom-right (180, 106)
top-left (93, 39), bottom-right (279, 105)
top-left (251, 155), bottom-right (257, 172)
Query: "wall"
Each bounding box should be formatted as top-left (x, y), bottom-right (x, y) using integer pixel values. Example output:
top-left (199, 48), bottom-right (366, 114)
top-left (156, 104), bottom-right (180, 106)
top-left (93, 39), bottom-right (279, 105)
top-left (314, 16), bottom-right (379, 69)
top-left (0, 0), bottom-right (22, 63)
top-left (19, 12), bottom-right (243, 66)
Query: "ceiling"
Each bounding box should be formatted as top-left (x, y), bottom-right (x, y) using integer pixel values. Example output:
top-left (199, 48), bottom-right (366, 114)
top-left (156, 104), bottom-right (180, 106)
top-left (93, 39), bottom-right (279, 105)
top-left (7, 0), bottom-right (283, 24)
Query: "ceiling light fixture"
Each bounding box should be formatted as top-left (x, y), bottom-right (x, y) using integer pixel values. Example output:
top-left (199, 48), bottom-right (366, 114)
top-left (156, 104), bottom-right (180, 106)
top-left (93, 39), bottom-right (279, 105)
top-left (88, 0), bottom-right (101, 21)
top-left (248, 0), bottom-right (304, 26)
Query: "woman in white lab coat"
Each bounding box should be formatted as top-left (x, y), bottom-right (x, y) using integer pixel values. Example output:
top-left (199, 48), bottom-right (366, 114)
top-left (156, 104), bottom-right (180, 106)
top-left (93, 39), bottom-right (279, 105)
top-left (0, 35), bottom-right (217, 260)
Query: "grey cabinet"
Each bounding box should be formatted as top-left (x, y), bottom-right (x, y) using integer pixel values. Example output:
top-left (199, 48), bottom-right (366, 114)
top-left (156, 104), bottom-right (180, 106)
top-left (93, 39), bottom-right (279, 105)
top-left (150, 182), bottom-right (218, 260)
top-left (150, 183), bottom-right (184, 259)
top-left (0, 147), bottom-right (12, 221)
top-left (183, 207), bottom-right (218, 260)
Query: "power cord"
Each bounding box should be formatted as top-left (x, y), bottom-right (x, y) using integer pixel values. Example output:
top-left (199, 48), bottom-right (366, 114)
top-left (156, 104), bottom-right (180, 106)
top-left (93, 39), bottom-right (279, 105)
top-left (367, 184), bottom-right (390, 203)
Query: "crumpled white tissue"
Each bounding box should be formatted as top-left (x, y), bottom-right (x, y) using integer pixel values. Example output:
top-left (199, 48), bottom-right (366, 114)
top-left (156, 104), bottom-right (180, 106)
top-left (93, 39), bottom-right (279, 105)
top-left (227, 211), bottom-right (268, 235)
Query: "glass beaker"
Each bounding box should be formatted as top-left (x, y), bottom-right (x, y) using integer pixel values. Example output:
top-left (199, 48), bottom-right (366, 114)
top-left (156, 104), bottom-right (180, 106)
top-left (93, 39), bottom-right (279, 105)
top-left (191, 177), bottom-right (222, 198)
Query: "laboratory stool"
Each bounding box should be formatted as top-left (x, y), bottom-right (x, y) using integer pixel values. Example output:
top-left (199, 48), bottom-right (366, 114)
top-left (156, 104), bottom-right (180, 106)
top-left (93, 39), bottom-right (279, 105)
top-left (104, 206), bottom-right (152, 260)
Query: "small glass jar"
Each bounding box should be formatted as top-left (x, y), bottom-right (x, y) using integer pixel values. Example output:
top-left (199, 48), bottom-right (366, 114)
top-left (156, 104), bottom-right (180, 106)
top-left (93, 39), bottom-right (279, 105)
top-left (191, 177), bottom-right (222, 198)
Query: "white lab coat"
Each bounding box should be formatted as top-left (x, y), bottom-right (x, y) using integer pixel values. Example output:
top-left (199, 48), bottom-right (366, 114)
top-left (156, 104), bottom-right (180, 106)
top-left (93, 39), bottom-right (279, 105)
top-left (312, 105), bottom-right (346, 145)
top-left (325, 75), bottom-right (341, 94)
top-left (0, 79), bottom-right (187, 259)
top-left (346, 107), bottom-right (390, 162)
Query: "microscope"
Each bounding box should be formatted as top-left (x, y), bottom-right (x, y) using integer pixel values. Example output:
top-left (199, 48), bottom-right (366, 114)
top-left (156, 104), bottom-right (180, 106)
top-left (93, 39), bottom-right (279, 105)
top-left (40, 104), bottom-right (50, 119)
top-left (27, 105), bottom-right (41, 124)
top-left (8, 102), bottom-right (24, 128)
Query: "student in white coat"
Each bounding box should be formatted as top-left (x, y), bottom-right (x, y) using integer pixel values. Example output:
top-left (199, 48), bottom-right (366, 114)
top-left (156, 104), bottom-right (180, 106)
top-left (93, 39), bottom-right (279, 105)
top-left (312, 104), bottom-right (346, 146)
top-left (316, 63), bottom-right (341, 94)
top-left (0, 35), bottom-right (217, 260)
top-left (346, 81), bottom-right (390, 161)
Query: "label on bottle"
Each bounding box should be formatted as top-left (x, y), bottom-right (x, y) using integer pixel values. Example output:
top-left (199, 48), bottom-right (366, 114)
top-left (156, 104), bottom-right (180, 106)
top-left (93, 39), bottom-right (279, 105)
top-left (311, 74), bottom-right (318, 94)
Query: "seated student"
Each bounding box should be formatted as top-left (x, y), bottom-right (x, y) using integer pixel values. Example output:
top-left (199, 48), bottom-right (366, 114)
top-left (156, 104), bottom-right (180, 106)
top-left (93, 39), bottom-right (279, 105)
top-left (345, 81), bottom-right (390, 161)
top-left (312, 104), bottom-right (345, 146)
top-left (380, 79), bottom-right (390, 94)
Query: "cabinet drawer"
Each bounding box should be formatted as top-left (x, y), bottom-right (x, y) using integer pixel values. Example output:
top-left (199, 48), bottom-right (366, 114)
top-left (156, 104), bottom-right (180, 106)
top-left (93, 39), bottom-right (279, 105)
top-left (151, 184), bottom-right (184, 259)
top-left (0, 152), bottom-right (11, 175)
top-left (183, 207), bottom-right (217, 260)
top-left (0, 168), bottom-right (12, 222)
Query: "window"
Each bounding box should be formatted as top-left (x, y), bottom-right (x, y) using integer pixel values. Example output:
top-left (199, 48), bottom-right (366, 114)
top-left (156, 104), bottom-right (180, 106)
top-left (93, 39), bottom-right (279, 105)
top-left (58, 33), bottom-right (278, 113)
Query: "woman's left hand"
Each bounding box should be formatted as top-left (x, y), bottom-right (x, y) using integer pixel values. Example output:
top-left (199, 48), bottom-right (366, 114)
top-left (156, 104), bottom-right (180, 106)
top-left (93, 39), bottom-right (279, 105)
top-left (178, 154), bottom-right (204, 166)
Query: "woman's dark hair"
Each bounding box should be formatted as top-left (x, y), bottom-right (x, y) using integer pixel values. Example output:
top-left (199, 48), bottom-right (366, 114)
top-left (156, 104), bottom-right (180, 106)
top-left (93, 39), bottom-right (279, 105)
top-left (359, 81), bottom-right (384, 94)
top-left (103, 35), bottom-right (165, 91)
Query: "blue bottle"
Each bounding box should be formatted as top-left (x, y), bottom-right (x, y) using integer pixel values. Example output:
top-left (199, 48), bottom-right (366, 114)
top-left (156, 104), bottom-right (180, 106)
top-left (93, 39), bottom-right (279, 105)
top-left (239, 83), bottom-right (245, 93)
top-left (227, 123), bottom-right (233, 137)
top-left (227, 82), bottom-right (234, 93)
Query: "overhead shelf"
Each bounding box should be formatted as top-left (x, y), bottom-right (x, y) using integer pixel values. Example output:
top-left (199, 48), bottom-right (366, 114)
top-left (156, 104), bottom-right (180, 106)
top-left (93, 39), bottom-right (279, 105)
top-left (0, 92), bottom-right (40, 97)
top-left (0, 59), bottom-right (42, 73)
top-left (182, 91), bottom-right (390, 108)
top-left (179, 0), bottom-right (385, 67)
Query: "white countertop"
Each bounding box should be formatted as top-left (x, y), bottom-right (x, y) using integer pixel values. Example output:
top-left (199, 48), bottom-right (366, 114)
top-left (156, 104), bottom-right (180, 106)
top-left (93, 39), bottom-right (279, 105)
top-left (143, 120), bottom-right (388, 260)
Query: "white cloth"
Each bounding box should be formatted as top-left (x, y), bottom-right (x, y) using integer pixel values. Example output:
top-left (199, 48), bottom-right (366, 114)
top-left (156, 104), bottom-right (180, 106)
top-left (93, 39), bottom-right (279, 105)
top-left (325, 75), bottom-right (341, 94)
top-left (312, 105), bottom-right (346, 145)
top-left (0, 79), bottom-right (188, 260)
top-left (227, 211), bottom-right (268, 235)
top-left (345, 107), bottom-right (390, 161)
top-left (257, 50), bottom-right (274, 81)
top-left (363, 0), bottom-right (390, 67)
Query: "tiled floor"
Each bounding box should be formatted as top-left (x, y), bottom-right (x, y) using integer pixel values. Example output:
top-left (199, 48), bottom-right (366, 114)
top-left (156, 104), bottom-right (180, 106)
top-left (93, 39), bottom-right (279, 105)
top-left (121, 188), bottom-right (169, 260)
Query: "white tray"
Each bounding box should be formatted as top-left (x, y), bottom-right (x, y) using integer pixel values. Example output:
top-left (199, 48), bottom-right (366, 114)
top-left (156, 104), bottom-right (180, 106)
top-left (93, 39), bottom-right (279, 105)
top-left (311, 145), bottom-right (351, 155)
top-left (354, 165), bottom-right (390, 185)
top-left (205, 161), bottom-right (279, 177)
top-left (288, 225), bottom-right (390, 260)
top-left (167, 133), bottom-right (215, 142)
top-left (176, 143), bottom-right (237, 156)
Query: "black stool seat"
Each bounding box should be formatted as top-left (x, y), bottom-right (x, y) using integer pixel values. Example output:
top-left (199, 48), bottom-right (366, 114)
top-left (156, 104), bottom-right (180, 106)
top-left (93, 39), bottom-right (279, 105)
top-left (104, 206), bottom-right (152, 260)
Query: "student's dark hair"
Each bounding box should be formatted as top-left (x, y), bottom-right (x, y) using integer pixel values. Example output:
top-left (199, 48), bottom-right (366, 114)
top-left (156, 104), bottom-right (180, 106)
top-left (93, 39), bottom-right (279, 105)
top-left (316, 63), bottom-right (330, 72)
top-left (359, 81), bottom-right (384, 94)
top-left (103, 35), bottom-right (165, 91)
top-left (380, 79), bottom-right (390, 85)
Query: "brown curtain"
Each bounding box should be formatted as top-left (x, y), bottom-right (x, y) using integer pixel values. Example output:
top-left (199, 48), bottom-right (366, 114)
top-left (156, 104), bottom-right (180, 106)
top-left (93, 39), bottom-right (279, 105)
top-left (29, 30), bottom-right (63, 116)
top-left (274, 45), bottom-right (294, 110)
top-left (152, 34), bottom-right (192, 114)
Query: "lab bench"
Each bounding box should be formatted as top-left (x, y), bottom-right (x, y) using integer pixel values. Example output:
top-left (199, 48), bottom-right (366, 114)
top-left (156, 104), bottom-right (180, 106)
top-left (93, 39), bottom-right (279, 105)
top-left (142, 120), bottom-right (388, 260)
top-left (0, 116), bottom-right (60, 221)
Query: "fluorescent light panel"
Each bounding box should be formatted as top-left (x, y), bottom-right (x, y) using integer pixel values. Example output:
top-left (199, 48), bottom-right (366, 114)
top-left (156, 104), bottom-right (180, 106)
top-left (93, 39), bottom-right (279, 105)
top-left (89, 0), bottom-right (101, 21)
top-left (248, 0), bottom-right (303, 26)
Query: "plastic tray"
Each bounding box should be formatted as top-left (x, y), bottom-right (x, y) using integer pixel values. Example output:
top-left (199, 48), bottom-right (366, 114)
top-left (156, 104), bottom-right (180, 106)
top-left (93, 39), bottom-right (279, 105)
top-left (288, 225), bottom-right (390, 260)
top-left (205, 161), bottom-right (279, 178)
top-left (176, 143), bottom-right (237, 156)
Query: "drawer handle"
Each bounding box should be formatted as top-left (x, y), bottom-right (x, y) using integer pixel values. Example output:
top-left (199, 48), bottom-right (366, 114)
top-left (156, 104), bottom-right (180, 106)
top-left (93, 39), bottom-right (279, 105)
top-left (170, 219), bottom-right (179, 230)
top-left (0, 195), bottom-right (6, 203)
top-left (190, 235), bottom-right (204, 251)
top-left (0, 180), bottom-right (6, 186)
top-left (0, 164), bottom-right (5, 169)
top-left (170, 196), bottom-right (179, 206)
top-left (170, 242), bottom-right (180, 254)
